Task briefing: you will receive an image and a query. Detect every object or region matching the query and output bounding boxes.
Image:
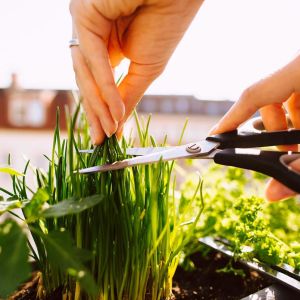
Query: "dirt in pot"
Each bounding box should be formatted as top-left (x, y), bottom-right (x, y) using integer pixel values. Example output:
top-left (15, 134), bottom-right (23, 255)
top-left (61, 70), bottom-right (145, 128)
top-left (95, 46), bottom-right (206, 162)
top-left (9, 250), bottom-right (273, 300)
top-left (172, 249), bottom-right (274, 300)
top-left (8, 273), bottom-right (64, 300)
top-left (9, 273), bottom-right (39, 300)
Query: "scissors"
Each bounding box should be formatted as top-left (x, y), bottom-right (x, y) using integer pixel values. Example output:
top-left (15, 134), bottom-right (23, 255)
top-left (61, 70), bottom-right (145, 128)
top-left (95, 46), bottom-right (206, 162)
top-left (79, 116), bottom-right (300, 193)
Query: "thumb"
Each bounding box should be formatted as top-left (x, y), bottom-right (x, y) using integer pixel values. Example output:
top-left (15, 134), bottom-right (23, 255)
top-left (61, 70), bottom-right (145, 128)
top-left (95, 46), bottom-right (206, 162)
top-left (210, 54), bottom-right (300, 135)
top-left (266, 157), bottom-right (300, 201)
top-left (118, 61), bottom-right (165, 125)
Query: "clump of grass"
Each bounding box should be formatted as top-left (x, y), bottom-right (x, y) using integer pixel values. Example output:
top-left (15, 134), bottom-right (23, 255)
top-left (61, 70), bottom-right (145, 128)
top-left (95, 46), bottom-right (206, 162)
top-left (0, 105), bottom-right (203, 300)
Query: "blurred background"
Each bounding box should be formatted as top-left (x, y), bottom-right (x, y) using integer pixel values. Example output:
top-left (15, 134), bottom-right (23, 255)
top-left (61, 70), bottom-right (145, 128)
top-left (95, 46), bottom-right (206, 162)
top-left (0, 0), bottom-right (300, 190)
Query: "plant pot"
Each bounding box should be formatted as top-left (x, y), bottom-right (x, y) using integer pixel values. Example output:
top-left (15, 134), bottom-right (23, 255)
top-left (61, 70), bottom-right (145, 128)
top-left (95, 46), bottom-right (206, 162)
top-left (172, 239), bottom-right (300, 299)
top-left (172, 249), bottom-right (272, 299)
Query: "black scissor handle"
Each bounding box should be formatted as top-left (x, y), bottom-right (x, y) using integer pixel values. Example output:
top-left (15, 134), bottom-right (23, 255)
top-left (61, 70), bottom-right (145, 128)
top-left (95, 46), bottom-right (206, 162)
top-left (207, 129), bottom-right (300, 149)
top-left (213, 149), bottom-right (300, 193)
top-left (207, 115), bottom-right (300, 149)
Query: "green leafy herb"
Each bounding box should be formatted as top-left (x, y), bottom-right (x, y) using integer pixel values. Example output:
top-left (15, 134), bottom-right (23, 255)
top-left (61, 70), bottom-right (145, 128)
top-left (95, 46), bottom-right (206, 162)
top-left (180, 164), bottom-right (300, 271)
top-left (40, 194), bottom-right (104, 218)
top-left (0, 220), bottom-right (30, 298)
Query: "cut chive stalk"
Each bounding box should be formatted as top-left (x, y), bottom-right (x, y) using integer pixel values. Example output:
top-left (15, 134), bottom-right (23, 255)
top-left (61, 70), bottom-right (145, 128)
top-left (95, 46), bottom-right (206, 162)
top-left (1, 105), bottom-right (202, 300)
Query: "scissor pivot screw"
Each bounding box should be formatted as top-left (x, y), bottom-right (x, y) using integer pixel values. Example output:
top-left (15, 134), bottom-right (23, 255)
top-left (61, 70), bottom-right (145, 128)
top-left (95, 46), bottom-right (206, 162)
top-left (186, 143), bottom-right (201, 154)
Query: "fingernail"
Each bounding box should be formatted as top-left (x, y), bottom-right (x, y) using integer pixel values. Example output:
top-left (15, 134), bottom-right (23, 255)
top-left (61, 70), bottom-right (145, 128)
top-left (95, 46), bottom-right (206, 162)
top-left (104, 127), bottom-right (114, 138)
top-left (104, 130), bottom-right (112, 138)
top-left (103, 119), bottom-right (118, 138)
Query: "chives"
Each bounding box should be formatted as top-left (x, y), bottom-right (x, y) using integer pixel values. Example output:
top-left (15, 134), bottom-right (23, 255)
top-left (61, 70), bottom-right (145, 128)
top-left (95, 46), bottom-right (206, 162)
top-left (0, 105), bottom-right (202, 300)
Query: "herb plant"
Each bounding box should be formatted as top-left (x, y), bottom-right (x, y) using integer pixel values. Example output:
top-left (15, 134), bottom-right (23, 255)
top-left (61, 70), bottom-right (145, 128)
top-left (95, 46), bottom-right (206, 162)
top-left (180, 163), bottom-right (300, 270)
top-left (0, 107), bottom-right (202, 299)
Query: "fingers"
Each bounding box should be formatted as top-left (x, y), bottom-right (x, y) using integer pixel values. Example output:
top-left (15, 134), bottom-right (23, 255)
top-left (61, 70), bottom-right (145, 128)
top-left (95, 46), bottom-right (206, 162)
top-left (81, 98), bottom-right (106, 145)
top-left (259, 103), bottom-right (287, 131)
top-left (286, 92), bottom-right (300, 130)
top-left (259, 103), bottom-right (298, 151)
top-left (208, 56), bottom-right (300, 201)
top-left (107, 19), bottom-right (130, 68)
top-left (116, 124), bottom-right (124, 141)
top-left (71, 46), bottom-right (117, 143)
top-left (266, 158), bottom-right (300, 201)
top-left (77, 27), bottom-right (125, 122)
top-left (284, 92), bottom-right (300, 151)
top-left (118, 61), bottom-right (165, 125)
top-left (210, 80), bottom-right (289, 135)
top-left (210, 54), bottom-right (300, 135)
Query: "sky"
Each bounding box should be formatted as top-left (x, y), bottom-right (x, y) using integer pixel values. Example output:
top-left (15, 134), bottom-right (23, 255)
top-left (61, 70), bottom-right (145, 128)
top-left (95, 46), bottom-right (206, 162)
top-left (0, 0), bottom-right (299, 100)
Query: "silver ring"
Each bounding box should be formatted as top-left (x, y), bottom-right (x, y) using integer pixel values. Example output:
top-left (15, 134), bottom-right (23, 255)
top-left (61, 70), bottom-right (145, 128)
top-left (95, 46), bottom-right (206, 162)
top-left (69, 38), bottom-right (79, 48)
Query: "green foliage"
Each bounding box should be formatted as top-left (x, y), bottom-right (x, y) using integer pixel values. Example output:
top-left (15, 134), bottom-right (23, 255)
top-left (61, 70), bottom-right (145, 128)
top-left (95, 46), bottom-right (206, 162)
top-left (0, 166), bottom-right (24, 177)
top-left (0, 108), bottom-right (201, 299)
top-left (37, 230), bottom-right (98, 297)
top-left (24, 188), bottom-right (50, 221)
top-left (0, 220), bottom-right (30, 298)
top-left (40, 194), bottom-right (104, 218)
top-left (181, 163), bottom-right (300, 270)
top-left (0, 199), bottom-right (23, 215)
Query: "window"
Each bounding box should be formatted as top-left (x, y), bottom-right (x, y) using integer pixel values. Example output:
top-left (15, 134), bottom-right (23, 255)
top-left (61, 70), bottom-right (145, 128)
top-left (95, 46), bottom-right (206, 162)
top-left (8, 98), bottom-right (46, 127)
top-left (142, 99), bottom-right (157, 112)
top-left (28, 100), bottom-right (45, 127)
top-left (175, 98), bottom-right (189, 113)
top-left (160, 99), bottom-right (173, 113)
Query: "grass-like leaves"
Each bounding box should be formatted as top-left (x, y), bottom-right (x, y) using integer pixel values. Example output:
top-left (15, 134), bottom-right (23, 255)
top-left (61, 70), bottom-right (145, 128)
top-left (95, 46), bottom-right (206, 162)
top-left (0, 107), bottom-right (202, 300)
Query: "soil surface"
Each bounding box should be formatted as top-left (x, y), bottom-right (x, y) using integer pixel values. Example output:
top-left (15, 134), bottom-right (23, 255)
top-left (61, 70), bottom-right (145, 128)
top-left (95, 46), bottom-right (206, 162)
top-left (9, 273), bottom-right (39, 300)
top-left (9, 250), bottom-right (273, 300)
top-left (172, 249), bottom-right (273, 299)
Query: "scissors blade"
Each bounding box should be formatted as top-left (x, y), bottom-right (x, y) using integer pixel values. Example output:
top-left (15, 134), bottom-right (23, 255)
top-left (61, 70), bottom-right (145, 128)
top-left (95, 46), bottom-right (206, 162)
top-left (81, 146), bottom-right (181, 156)
top-left (79, 149), bottom-right (94, 154)
top-left (79, 147), bottom-right (171, 156)
top-left (79, 140), bottom-right (218, 174)
top-left (126, 147), bottom-right (171, 156)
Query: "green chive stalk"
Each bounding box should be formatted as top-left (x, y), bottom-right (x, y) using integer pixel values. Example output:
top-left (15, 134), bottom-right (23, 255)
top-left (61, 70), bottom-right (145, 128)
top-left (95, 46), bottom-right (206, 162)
top-left (2, 105), bottom-right (202, 300)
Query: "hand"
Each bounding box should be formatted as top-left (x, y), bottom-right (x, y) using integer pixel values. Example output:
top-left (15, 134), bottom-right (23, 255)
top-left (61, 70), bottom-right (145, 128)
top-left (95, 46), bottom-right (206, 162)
top-left (210, 54), bottom-right (300, 201)
top-left (70, 0), bottom-right (204, 144)
top-left (265, 158), bottom-right (300, 201)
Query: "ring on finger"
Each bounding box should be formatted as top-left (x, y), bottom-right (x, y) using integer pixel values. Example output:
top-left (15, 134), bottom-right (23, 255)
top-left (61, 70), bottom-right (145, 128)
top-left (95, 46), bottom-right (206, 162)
top-left (69, 38), bottom-right (80, 48)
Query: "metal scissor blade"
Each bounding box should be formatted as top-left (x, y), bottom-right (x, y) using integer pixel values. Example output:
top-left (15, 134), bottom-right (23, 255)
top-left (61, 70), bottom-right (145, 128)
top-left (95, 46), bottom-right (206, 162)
top-left (79, 140), bottom-right (218, 174)
top-left (79, 149), bottom-right (94, 154)
top-left (79, 147), bottom-right (171, 156)
top-left (126, 147), bottom-right (171, 156)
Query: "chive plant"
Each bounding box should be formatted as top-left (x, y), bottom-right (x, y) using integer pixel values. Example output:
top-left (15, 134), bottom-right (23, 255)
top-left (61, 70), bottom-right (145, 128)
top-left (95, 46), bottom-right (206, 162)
top-left (0, 106), bottom-right (202, 300)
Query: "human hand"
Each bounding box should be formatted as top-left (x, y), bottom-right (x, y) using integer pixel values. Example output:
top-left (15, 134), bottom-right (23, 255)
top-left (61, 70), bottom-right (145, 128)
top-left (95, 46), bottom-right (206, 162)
top-left (210, 54), bottom-right (300, 201)
top-left (265, 158), bottom-right (300, 201)
top-left (70, 0), bottom-right (204, 144)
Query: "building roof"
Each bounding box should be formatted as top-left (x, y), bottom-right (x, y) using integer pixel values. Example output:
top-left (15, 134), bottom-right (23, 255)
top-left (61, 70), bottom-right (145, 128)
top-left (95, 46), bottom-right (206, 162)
top-left (137, 95), bottom-right (233, 116)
